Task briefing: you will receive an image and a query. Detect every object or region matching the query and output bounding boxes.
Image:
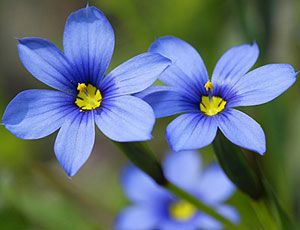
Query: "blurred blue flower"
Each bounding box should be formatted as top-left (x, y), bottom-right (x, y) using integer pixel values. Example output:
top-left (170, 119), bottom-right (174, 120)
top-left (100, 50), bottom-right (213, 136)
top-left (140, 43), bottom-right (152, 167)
top-left (116, 151), bottom-right (239, 230)
top-left (139, 36), bottom-right (297, 154)
top-left (2, 6), bottom-right (170, 176)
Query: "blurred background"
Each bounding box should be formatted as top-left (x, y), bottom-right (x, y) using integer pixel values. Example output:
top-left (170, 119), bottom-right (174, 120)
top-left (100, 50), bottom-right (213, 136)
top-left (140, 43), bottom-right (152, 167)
top-left (0, 0), bottom-right (300, 229)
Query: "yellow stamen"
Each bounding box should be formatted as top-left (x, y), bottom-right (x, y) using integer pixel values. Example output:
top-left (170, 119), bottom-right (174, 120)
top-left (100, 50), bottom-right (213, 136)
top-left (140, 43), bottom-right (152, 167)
top-left (75, 83), bottom-right (102, 112)
top-left (204, 80), bottom-right (214, 91)
top-left (77, 83), bottom-right (88, 92)
top-left (200, 96), bottom-right (226, 116)
top-left (169, 200), bottom-right (196, 221)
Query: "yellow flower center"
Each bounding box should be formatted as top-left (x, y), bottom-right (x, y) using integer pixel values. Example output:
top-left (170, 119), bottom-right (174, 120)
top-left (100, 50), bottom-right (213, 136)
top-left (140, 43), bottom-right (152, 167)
top-left (75, 83), bottom-right (102, 112)
top-left (169, 200), bottom-right (196, 221)
top-left (200, 96), bottom-right (226, 116)
top-left (200, 81), bottom-right (226, 116)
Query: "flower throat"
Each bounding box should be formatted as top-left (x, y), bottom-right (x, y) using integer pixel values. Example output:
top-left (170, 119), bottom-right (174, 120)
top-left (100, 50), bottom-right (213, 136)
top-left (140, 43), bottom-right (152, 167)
top-left (200, 80), bottom-right (226, 116)
top-left (75, 83), bottom-right (102, 112)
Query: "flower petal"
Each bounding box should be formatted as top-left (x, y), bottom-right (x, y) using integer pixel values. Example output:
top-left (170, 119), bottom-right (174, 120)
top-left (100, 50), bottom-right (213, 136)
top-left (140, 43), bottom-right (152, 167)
top-left (149, 36), bottom-right (209, 86)
top-left (217, 109), bottom-right (266, 154)
top-left (195, 213), bottom-right (222, 229)
top-left (18, 38), bottom-right (77, 92)
top-left (154, 65), bottom-right (203, 102)
top-left (160, 219), bottom-right (196, 230)
top-left (136, 86), bottom-right (198, 118)
top-left (122, 166), bottom-right (170, 203)
top-left (212, 43), bottom-right (259, 86)
top-left (196, 206), bottom-right (239, 228)
top-left (101, 53), bottom-right (170, 97)
top-left (166, 113), bottom-right (218, 152)
top-left (197, 164), bottom-right (235, 204)
top-left (116, 205), bottom-right (161, 230)
top-left (216, 205), bottom-right (240, 224)
top-left (95, 96), bottom-right (155, 142)
top-left (63, 6), bottom-right (115, 84)
top-left (227, 64), bottom-right (297, 107)
top-left (196, 208), bottom-right (240, 229)
top-left (54, 111), bottom-right (95, 176)
top-left (2, 90), bottom-right (74, 139)
top-left (163, 151), bottom-right (202, 191)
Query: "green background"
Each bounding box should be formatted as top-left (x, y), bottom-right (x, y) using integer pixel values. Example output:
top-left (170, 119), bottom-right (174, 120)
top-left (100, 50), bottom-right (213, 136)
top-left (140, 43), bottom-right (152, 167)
top-left (0, 0), bottom-right (299, 229)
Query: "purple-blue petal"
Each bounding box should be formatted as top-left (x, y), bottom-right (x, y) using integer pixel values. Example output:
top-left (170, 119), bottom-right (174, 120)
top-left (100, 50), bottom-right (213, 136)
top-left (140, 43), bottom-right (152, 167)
top-left (149, 36), bottom-right (209, 87)
top-left (2, 90), bottom-right (74, 139)
top-left (163, 151), bottom-right (202, 191)
top-left (217, 109), bottom-right (266, 154)
top-left (54, 111), bottom-right (95, 176)
top-left (153, 65), bottom-right (203, 102)
top-left (18, 38), bottom-right (77, 92)
top-left (197, 163), bottom-right (235, 204)
top-left (100, 53), bottom-right (170, 97)
top-left (95, 95), bottom-right (155, 142)
top-left (226, 64), bottom-right (297, 107)
top-left (136, 86), bottom-right (199, 118)
top-left (122, 166), bottom-right (170, 203)
top-left (160, 219), bottom-right (197, 230)
top-left (166, 113), bottom-right (218, 151)
top-left (63, 6), bottom-right (115, 84)
top-left (212, 43), bottom-right (259, 86)
top-left (195, 213), bottom-right (222, 229)
top-left (115, 205), bottom-right (161, 230)
top-left (216, 205), bottom-right (240, 225)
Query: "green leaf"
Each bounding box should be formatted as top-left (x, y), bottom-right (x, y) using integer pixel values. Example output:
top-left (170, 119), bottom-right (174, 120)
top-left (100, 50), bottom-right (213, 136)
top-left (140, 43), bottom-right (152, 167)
top-left (115, 142), bottom-right (167, 185)
top-left (213, 131), bottom-right (263, 199)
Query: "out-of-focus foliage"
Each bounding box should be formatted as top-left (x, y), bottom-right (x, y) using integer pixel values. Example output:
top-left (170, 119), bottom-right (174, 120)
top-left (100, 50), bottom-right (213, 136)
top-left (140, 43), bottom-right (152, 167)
top-left (0, 0), bottom-right (299, 229)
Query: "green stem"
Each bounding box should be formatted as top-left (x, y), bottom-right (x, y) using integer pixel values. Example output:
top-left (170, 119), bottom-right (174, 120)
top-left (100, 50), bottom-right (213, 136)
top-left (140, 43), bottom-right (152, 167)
top-left (250, 199), bottom-right (280, 230)
top-left (165, 182), bottom-right (238, 229)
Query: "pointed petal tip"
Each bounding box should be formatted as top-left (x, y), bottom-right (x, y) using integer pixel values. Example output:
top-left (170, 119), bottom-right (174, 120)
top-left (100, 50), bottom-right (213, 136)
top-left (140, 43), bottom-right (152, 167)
top-left (66, 169), bottom-right (77, 177)
top-left (257, 147), bottom-right (266, 156)
top-left (251, 41), bottom-right (259, 47)
top-left (15, 37), bottom-right (22, 43)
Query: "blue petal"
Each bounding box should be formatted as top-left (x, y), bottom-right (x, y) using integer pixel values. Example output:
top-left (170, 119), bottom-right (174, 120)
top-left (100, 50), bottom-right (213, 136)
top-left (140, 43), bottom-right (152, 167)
top-left (154, 65), bottom-right (203, 102)
top-left (95, 96), bottom-right (155, 142)
top-left (160, 219), bottom-right (196, 230)
top-left (226, 64), bottom-right (297, 107)
top-left (195, 206), bottom-right (239, 229)
top-left (149, 36), bottom-right (209, 87)
top-left (100, 53), bottom-right (170, 97)
top-left (136, 86), bottom-right (198, 118)
top-left (217, 109), bottom-right (266, 154)
top-left (2, 90), bottom-right (74, 139)
top-left (116, 205), bottom-right (161, 230)
top-left (63, 6), bottom-right (115, 84)
top-left (195, 213), bottom-right (222, 229)
top-left (212, 43), bottom-right (259, 86)
top-left (166, 113), bottom-right (218, 151)
top-left (122, 166), bottom-right (170, 203)
top-left (18, 38), bottom-right (77, 92)
top-left (216, 205), bottom-right (240, 224)
top-left (197, 163), bottom-right (235, 204)
top-left (54, 111), bottom-right (95, 176)
top-left (163, 151), bottom-right (202, 191)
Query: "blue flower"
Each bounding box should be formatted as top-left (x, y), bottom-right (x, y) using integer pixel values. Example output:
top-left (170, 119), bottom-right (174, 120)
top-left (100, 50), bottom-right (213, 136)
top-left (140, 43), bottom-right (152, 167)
top-left (1, 6), bottom-right (170, 176)
top-left (139, 36), bottom-right (297, 154)
top-left (116, 151), bottom-right (239, 230)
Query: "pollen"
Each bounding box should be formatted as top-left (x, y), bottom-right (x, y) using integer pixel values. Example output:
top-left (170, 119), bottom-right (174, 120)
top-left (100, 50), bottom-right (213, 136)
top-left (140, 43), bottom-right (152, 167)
top-left (75, 83), bottom-right (102, 112)
top-left (169, 200), bottom-right (196, 221)
top-left (204, 80), bottom-right (214, 91)
top-left (200, 96), bottom-right (226, 116)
